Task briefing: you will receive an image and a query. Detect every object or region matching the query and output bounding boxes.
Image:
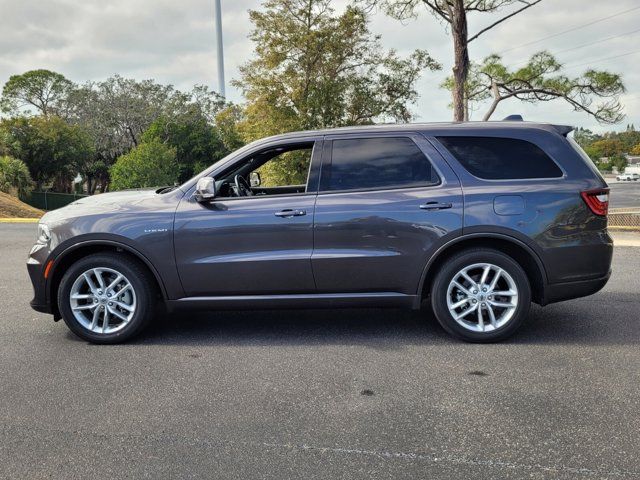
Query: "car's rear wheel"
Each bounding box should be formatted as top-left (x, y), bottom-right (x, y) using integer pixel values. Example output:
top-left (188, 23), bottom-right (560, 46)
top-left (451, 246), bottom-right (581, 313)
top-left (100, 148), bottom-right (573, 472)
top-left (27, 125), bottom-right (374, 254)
top-left (57, 253), bottom-right (156, 344)
top-left (430, 248), bottom-right (531, 342)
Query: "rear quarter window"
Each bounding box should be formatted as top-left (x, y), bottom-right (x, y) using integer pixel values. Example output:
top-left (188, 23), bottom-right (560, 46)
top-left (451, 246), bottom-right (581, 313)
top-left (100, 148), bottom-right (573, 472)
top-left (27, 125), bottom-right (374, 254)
top-left (566, 136), bottom-right (606, 184)
top-left (437, 136), bottom-right (563, 180)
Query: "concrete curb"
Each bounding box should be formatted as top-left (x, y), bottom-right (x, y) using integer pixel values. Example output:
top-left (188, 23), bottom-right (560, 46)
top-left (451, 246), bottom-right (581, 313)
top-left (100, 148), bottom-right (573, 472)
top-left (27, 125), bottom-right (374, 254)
top-left (609, 226), bottom-right (640, 232)
top-left (611, 232), bottom-right (640, 247)
top-left (0, 218), bottom-right (40, 223)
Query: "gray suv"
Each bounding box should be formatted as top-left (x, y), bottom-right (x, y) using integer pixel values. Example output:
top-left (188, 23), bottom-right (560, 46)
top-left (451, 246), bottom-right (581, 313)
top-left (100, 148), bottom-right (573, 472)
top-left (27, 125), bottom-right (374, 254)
top-left (27, 121), bottom-right (613, 343)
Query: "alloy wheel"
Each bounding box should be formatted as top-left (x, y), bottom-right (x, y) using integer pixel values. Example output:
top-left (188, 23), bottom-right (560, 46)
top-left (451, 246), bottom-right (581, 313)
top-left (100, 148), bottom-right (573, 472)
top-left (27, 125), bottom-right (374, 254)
top-left (446, 262), bottom-right (518, 333)
top-left (69, 267), bottom-right (137, 334)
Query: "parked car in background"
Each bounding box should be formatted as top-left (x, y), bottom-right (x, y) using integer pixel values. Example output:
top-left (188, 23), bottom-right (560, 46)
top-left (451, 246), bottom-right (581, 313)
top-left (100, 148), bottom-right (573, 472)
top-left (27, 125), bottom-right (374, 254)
top-left (616, 173), bottom-right (639, 181)
top-left (28, 120), bottom-right (612, 344)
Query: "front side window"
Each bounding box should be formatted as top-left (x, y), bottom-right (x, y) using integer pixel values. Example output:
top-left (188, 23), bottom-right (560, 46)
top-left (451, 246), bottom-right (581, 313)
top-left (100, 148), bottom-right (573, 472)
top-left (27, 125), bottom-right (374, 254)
top-left (322, 137), bottom-right (439, 192)
top-left (437, 136), bottom-right (563, 180)
top-left (215, 143), bottom-right (314, 198)
top-left (252, 147), bottom-right (312, 188)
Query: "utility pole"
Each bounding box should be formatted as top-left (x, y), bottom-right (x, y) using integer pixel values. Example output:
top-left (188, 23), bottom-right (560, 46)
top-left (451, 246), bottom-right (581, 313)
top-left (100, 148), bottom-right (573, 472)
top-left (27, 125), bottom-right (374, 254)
top-left (213, 0), bottom-right (225, 98)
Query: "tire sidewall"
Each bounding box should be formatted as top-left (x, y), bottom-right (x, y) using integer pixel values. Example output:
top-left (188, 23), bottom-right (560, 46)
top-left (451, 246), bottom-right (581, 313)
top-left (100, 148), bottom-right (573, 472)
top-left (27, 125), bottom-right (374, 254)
top-left (431, 249), bottom-right (531, 342)
top-left (58, 254), bottom-right (154, 344)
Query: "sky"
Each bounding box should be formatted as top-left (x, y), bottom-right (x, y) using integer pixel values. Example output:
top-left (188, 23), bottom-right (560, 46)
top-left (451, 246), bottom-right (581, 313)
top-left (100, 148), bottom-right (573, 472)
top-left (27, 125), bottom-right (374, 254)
top-left (0, 0), bottom-right (639, 132)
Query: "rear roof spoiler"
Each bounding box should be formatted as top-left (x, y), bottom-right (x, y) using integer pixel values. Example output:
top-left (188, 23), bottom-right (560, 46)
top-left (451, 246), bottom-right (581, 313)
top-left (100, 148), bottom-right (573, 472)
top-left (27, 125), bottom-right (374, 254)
top-left (501, 115), bottom-right (574, 136)
top-left (551, 124), bottom-right (574, 136)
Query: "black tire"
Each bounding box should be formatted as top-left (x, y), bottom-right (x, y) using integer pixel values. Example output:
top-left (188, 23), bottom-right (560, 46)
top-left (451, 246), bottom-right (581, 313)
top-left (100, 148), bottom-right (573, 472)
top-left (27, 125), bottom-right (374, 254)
top-left (430, 248), bottom-right (531, 343)
top-left (57, 253), bottom-right (157, 344)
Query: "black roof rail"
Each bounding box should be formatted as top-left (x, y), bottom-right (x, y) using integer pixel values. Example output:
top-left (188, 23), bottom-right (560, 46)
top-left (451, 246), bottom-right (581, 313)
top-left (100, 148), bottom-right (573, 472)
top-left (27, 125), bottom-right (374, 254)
top-left (503, 114), bottom-right (523, 121)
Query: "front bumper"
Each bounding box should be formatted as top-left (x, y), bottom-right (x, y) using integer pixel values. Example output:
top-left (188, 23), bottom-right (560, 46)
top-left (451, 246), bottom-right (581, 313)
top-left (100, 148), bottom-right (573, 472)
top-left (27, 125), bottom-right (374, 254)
top-left (27, 244), bottom-right (53, 316)
top-left (30, 299), bottom-right (52, 314)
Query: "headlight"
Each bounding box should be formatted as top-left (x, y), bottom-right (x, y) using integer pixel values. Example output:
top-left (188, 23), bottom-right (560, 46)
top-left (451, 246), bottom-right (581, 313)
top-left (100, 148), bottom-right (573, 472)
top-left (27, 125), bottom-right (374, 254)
top-left (37, 223), bottom-right (51, 244)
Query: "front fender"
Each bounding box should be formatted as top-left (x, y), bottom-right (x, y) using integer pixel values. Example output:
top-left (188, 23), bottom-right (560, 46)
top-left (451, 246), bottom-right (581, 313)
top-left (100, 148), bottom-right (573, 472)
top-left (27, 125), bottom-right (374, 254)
top-left (45, 234), bottom-right (179, 302)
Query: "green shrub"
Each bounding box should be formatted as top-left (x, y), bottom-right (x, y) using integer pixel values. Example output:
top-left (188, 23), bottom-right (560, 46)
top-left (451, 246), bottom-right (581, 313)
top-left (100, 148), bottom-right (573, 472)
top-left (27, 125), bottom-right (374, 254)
top-left (0, 155), bottom-right (34, 197)
top-left (110, 139), bottom-right (179, 191)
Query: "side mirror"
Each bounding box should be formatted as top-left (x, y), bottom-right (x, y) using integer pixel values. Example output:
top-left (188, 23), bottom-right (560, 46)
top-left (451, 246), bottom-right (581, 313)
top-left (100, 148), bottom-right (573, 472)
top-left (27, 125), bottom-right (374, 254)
top-left (249, 171), bottom-right (261, 187)
top-left (194, 177), bottom-right (216, 202)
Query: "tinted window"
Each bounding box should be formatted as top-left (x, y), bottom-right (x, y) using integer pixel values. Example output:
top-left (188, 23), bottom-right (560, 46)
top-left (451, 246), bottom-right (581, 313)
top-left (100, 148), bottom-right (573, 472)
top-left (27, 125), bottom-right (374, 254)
top-left (437, 136), bottom-right (563, 179)
top-left (323, 137), bottom-right (439, 191)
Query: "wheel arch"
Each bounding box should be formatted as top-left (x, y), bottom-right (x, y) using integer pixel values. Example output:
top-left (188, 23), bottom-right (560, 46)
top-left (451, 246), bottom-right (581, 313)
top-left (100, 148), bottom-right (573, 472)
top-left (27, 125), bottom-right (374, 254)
top-left (417, 233), bottom-right (548, 306)
top-left (47, 240), bottom-right (168, 318)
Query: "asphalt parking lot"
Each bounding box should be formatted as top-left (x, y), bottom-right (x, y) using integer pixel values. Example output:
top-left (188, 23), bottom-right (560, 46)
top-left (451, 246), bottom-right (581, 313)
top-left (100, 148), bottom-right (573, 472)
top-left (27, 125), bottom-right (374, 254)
top-left (609, 180), bottom-right (640, 209)
top-left (1, 224), bottom-right (639, 479)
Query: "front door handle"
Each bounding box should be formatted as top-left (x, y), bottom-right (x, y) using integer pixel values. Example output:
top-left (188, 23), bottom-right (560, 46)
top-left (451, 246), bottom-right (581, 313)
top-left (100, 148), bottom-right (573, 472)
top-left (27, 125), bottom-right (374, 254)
top-left (275, 209), bottom-right (307, 218)
top-left (419, 201), bottom-right (452, 211)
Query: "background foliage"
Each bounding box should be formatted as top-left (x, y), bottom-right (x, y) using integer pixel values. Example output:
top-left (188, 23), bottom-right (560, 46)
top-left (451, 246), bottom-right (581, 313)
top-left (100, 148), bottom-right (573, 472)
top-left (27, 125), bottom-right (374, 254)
top-left (0, 0), bottom-right (630, 196)
top-left (574, 125), bottom-right (640, 173)
top-left (0, 156), bottom-right (33, 197)
top-left (109, 139), bottom-right (179, 191)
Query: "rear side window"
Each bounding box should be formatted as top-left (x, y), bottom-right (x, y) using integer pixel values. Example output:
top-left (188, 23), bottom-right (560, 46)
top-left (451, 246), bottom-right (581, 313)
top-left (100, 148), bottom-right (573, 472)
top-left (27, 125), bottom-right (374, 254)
top-left (322, 137), bottom-right (439, 191)
top-left (437, 136), bottom-right (563, 180)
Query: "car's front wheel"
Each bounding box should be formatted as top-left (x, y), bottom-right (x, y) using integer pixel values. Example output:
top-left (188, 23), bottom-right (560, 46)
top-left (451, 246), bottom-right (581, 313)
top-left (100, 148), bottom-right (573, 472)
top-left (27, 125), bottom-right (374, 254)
top-left (57, 253), bottom-right (156, 344)
top-left (430, 248), bottom-right (531, 342)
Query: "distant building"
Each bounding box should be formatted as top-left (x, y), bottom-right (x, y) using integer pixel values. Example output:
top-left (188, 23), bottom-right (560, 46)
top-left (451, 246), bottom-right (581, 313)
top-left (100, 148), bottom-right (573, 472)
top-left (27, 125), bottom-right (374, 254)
top-left (625, 155), bottom-right (640, 175)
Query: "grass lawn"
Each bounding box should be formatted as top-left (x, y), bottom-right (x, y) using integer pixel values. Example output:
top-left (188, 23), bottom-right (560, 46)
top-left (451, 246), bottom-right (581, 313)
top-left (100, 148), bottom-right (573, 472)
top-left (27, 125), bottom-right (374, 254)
top-left (0, 191), bottom-right (43, 219)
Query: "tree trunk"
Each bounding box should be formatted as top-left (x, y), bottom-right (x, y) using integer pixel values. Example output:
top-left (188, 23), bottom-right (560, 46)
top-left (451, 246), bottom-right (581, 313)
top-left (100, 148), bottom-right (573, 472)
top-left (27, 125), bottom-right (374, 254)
top-left (451, 0), bottom-right (469, 122)
top-left (482, 81), bottom-right (502, 121)
top-left (127, 126), bottom-right (138, 147)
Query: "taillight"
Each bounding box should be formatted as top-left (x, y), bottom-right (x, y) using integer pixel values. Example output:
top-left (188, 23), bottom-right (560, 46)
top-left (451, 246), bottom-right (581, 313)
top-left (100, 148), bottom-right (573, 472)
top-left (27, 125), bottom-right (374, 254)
top-left (580, 188), bottom-right (609, 216)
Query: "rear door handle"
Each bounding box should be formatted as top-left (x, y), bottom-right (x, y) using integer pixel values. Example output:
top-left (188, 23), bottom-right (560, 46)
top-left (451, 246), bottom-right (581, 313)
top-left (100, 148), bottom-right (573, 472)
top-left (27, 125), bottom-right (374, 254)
top-left (274, 209), bottom-right (307, 218)
top-left (419, 201), bottom-right (452, 211)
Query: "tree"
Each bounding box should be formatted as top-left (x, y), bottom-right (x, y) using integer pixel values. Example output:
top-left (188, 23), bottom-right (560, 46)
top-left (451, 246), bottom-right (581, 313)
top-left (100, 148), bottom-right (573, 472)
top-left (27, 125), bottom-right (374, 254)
top-left (615, 129), bottom-right (640, 152)
top-left (142, 111), bottom-right (229, 182)
top-left (0, 116), bottom-right (94, 192)
top-left (235, 0), bottom-right (440, 141)
top-left (110, 139), bottom-right (179, 191)
top-left (573, 127), bottom-right (596, 148)
top-left (452, 52), bottom-right (625, 123)
top-left (630, 144), bottom-right (640, 156)
top-left (64, 76), bottom-right (177, 152)
top-left (609, 155), bottom-right (628, 173)
top-left (63, 77), bottom-right (226, 191)
top-left (1, 70), bottom-right (72, 117)
top-left (583, 138), bottom-right (626, 172)
top-left (0, 156), bottom-right (34, 197)
top-left (371, 0), bottom-right (542, 121)
top-left (215, 105), bottom-right (246, 152)
top-left (585, 139), bottom-right (625, 159)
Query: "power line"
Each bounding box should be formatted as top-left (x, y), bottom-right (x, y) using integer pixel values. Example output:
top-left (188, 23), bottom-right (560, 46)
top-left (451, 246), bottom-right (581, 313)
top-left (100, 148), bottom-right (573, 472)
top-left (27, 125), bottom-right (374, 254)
top-left (553, 27), bottom-right (640, 57)
top-left (510, 27), bottom-right (640, 67)
top-left (500, 5), bottom-right (640, 54)
top-left (562, 50), bottom-right (640, 71)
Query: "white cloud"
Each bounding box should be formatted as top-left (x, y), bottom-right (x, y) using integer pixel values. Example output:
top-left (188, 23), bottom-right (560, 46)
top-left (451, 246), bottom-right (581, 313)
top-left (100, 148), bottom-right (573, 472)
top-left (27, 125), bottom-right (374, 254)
top-left (0, 0), bottom-right (638, 131)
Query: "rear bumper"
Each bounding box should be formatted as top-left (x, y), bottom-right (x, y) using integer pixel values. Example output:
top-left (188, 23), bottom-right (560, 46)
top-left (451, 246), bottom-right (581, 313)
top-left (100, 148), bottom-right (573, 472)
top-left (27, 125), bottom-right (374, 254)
top-left (542, 270), bottom-right (611, 305)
